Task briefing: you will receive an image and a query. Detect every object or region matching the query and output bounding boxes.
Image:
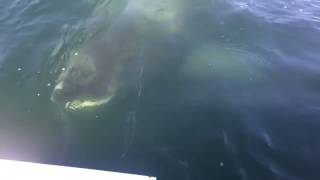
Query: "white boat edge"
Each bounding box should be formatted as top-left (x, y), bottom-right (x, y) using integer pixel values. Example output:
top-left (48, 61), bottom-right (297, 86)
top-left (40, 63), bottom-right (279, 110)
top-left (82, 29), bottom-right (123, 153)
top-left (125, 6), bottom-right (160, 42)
top-left (0, 159), bottom-right (156, 180)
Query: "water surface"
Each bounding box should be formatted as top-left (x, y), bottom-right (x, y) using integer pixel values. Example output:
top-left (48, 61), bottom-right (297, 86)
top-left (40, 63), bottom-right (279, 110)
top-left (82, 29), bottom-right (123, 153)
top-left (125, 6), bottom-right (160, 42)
top-left (1, 0), bottom-right (320, 179)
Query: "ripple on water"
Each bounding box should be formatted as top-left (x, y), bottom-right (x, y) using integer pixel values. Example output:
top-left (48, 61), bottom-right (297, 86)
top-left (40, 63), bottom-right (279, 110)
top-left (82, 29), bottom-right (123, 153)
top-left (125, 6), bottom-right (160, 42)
top-left (228, 0), bottom-right (320, 26)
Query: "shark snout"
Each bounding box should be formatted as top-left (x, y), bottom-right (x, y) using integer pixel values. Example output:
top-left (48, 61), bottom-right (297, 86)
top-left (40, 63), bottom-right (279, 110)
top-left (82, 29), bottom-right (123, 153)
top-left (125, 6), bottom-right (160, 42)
top-left (50, 82), bottom-right (64, 103)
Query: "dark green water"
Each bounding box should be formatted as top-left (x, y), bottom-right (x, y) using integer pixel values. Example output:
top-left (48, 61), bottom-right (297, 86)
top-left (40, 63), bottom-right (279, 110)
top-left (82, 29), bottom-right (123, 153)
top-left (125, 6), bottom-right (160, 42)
top-left (1, 0), bottom-right (320, 179)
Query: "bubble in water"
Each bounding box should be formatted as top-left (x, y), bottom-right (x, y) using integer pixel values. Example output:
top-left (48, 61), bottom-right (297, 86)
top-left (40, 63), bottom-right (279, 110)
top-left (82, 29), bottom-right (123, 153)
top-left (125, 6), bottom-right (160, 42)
top-left (36, 92), bottom-right (41, 97)
top-left (74, 52), bottom-right (78, 56)
top-left (17, 67), bottom-right (22, 71)
top-left (61, 67), bottom-right (66, 71)
top-left (47, 83), bottom-right (51, 87)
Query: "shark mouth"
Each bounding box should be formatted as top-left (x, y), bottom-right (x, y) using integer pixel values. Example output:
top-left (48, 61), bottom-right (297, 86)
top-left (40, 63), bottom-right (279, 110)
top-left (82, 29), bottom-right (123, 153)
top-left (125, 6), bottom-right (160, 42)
top-left (64, 95), bottom-right (114, 111)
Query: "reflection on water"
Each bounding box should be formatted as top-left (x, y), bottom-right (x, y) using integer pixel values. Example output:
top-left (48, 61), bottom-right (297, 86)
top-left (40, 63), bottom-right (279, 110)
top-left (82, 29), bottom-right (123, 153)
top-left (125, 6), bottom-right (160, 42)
top-left (1, 0), bottom-right (320, 179)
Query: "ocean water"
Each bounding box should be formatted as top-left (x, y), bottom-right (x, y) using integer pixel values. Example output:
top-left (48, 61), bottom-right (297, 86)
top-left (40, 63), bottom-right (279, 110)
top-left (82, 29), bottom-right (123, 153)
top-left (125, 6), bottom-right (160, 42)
top-left (1, 0), bottom-right (320, 179)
